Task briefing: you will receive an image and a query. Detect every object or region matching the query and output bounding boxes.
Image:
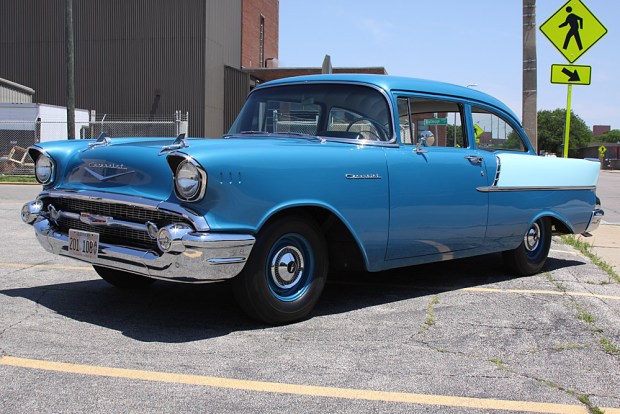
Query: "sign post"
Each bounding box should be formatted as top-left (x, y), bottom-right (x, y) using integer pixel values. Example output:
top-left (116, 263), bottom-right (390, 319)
top-left (540, 0), bottom-right (607, 157)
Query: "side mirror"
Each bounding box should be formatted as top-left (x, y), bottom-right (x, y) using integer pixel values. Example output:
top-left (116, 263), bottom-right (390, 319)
top-left (415, 137), bottom-right (428, 153)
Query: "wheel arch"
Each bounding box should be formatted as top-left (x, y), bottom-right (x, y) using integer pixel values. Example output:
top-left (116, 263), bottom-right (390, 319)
top-left (530, 211), bottom-right (575, 235)
top-left (257, 204), bottom-right (369, 273)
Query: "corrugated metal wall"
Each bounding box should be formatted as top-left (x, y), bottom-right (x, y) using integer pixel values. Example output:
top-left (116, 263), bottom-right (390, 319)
top-left (0, 0), bottom-right (242, 137)
top-left (223, 66), bottom-right (250, 132)
top-left (0, 79), bottom-right (34, 103)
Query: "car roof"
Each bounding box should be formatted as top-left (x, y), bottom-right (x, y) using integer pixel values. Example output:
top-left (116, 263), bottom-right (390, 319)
top-left (259, 74), bottom-right (520, 124)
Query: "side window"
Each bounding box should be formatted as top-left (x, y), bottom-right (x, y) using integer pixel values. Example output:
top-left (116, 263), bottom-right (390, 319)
top-left (397, 98), bottom-right (414, 145)
top-left (406, 98), bottom-right (466, 148)
top-left (471, 107), bottom-right (526, 152)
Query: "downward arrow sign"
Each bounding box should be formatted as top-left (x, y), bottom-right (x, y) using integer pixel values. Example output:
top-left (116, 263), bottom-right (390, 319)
top-left (561, 68), bottom-right (581, 82)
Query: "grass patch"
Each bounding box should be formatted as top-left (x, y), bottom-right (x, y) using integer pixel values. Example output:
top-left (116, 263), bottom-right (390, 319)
top-left (0, 174), bottom-right (37, 183)
top-left (536, 378), bottom-right (604, 414)
top-left (561, 235), bottom-right (620, 283)
top-left (488, 358), bottom-right (508, 371)
top-left (544, 272), bottom-right (567, 292)
top-left (551, 344), bottom-right (587, 351)
top-left (419, 296), bottom-right (439, 334)
top-left (600, 337), bottom-right (620, 356)
top-left (576, 309), bottom-right (596, 324)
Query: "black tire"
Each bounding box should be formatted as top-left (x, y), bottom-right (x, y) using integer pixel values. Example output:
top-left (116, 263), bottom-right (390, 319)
top-left (93, 266), bottom-right (156, 289)
top-left (503, 217), bottom-right (552, 276)
top-left (232, 215), bottom-right (328, 325)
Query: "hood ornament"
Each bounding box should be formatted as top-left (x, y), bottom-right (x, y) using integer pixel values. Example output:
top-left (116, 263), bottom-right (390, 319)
top-left (80, 132), bottom-right (111, 153)
top-left (159, 133), bottom-right (189, 155)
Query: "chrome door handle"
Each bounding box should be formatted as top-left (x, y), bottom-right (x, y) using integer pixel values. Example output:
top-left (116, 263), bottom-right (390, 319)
top-left (465, 155), bottom-right (483, 164)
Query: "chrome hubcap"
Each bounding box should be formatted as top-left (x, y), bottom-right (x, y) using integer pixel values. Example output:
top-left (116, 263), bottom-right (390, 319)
top-left (524, 222), bottom-right (541, 252)
top-left (270, 246), bottom-right (304, 289)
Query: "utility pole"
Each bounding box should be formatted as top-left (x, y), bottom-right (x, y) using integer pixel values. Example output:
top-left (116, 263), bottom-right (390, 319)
top-left (523, 0), bottom-right (537, 153)
top-left (65, 0), bottom-right (75, 139)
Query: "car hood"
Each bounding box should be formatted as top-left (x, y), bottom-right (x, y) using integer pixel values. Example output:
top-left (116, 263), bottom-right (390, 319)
top-left (37, 136), bottom-right (335, 202)
top-left (40, 138), bottom-right (177, 201)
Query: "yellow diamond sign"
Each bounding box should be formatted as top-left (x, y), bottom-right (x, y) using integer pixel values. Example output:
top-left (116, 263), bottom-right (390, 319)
top-left (540, 0), bottom-right (607, 63)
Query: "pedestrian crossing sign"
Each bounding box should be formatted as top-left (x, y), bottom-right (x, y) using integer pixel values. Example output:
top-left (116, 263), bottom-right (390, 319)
top-left (540, 0), bottom-right (607, 63)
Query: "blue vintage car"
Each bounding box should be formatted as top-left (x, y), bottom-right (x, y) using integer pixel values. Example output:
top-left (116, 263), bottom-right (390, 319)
top-left (22, 74), bottom-right (603, 324)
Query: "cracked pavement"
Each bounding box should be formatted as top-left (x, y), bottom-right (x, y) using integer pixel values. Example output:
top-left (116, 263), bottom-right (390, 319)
top-left (0, 184), bottom-right (619, 413)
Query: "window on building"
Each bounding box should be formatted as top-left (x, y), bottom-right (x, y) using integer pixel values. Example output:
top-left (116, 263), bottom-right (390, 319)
top-left (259, 15), bottom-right (265, 68)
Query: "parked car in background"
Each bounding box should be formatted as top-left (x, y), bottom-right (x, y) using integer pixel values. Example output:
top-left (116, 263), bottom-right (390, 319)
top-left (21, 75), bottom-right (603, 324)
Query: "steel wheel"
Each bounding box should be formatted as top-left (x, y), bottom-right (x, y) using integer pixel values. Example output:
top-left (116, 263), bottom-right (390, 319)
top-left (503, 217), bottom-right (551, 276)
top-left (233, 215), bottom-right (328, 325)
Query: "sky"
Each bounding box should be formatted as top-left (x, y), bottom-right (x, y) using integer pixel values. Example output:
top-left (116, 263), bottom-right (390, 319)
top-left (279, 0), bottom-right (619, 130)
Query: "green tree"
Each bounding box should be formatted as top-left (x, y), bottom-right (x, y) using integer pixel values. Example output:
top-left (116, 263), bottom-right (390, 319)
top-left (597, 129), bottom-right (620, 143)
top-left (537, 109), bottom-right (592, 156)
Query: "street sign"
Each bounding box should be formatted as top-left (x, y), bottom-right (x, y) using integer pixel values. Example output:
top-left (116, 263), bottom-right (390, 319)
top-left (473, 124), bottom-right (484, 139)
top-left (599, 145), bottom-right (607, 155)
top-left (551, 64), bottom-right (591, 85)
top-left (423, 118), bottom-right (447, 126)
top-left (540, 0), bottom-right (607, 63)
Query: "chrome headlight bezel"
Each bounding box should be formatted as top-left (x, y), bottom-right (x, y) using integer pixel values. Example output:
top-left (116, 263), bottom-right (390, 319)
top-left (174, 157), bottom-right (207, 202)
top-left (34, 152), bottom-right (55, 184)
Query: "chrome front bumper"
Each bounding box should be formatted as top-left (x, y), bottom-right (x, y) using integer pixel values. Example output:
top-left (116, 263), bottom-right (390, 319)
top-left (30, 217), bottom-right (255, 283)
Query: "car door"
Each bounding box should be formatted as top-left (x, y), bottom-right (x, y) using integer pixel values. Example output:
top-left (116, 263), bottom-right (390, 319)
top-left (385, 96), bottom-right (489, 261)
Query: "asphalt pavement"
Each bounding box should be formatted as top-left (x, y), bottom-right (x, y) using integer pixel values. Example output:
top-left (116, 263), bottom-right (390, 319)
top-left (0, 176), bottom-right (619, 413)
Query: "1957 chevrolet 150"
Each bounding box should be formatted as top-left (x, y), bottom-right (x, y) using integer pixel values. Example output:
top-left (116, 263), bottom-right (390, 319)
top-left (21, 74), bottom-right (604, 324)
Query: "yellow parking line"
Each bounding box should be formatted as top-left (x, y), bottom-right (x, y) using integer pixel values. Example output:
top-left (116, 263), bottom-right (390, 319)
top-left (330, 280), bottom-right (620, 301)
top-left (461, 287), bottom-right (620, 301)
top-left (0, 262), bottom-right (93, 271)
top-left (2, 356), bottom-right (618, 413)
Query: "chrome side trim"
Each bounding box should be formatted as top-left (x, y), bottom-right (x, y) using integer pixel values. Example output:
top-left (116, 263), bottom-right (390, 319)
top-left (476, 185), bottom-right (596, 193)
top-left (31, 218), bottom-right (254, 283)
top-left (37, 189), bottom-right (210, 231)
top-left (492, 155), bottom-right (501, 187)
top-left (345, 173), bottom-right (382, 180)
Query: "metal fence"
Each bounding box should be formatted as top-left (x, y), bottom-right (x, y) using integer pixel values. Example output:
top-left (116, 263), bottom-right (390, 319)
top-left (0, 111), bottom-right (189, 175)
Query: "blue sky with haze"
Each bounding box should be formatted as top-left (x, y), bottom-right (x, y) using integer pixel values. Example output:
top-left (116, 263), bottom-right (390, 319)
top-left (279, 0), bottom-right (618, 130)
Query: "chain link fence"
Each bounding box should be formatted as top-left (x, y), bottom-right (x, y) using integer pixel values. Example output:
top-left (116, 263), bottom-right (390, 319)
top-left (0, 111), bottom-right (188, 175)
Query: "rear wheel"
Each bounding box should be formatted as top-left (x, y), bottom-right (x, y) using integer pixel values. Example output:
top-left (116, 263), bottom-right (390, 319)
top-left (93, 266), bottom-right (155, 289)
top-left (503, 217), bottom-right (552, 276)
top-left (232, 216), bottom-right (328, 325)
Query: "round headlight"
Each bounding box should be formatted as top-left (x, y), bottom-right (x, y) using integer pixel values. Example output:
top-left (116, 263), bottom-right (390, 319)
top-left (175, 160), bottom-right (204, 201)
top-left (35, 154), bottom-right (54, 184)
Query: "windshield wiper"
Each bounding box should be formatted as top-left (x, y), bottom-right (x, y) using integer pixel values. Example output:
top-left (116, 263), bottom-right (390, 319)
top-left (223, 131), bottom-right (267, 138)
top-left (223, 131), bottom-right (325, 143)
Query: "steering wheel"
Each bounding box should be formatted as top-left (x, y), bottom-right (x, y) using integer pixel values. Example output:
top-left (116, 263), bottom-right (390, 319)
top-left (345, 118), bottom-right (387, 141)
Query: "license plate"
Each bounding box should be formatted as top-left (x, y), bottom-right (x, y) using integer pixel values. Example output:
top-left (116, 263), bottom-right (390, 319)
top-left (68, 229), bottom-right (100, 260)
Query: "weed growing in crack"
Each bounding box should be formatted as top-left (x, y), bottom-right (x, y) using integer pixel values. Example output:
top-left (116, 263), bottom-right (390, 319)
top-left (419, 296), bottom-right (439, 334)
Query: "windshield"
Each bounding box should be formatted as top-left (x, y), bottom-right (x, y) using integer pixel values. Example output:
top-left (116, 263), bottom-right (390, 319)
top-left (228, 83), bottom-right (393, 142)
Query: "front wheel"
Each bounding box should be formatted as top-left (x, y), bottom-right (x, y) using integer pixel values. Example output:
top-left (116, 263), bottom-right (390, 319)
top-left (232, 216), bottom-right (328, 325)
top-left (503, 217), bottom-right (552, 276)
top-left (93, 266), bottom-right (156, 289)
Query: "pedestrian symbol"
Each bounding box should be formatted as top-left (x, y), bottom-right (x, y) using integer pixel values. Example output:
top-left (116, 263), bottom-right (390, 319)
top-left (559, 6), bottom-right (583, 51)
top-left (540, 0), bottom-right (607, 63)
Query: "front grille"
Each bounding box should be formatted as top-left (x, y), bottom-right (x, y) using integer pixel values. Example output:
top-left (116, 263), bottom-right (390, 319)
top-left (43, 197), bottom-right (190, 251)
